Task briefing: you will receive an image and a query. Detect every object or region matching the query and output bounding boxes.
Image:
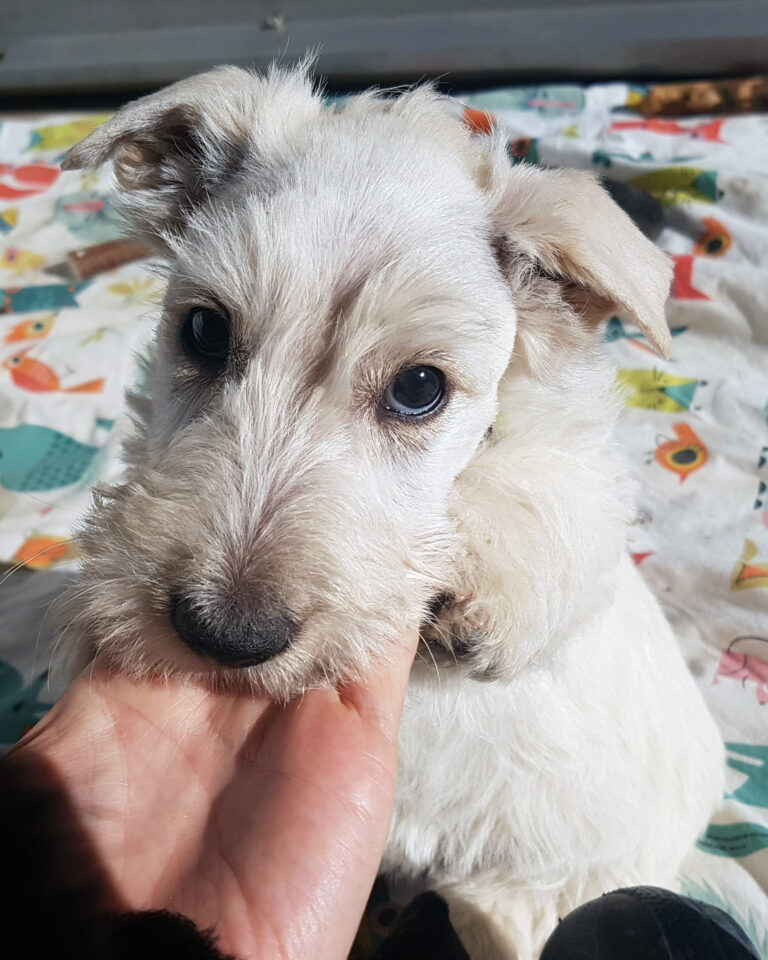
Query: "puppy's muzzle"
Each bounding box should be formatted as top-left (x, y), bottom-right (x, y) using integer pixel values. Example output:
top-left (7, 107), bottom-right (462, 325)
top-left (171, 595), bottom-right (297, 667)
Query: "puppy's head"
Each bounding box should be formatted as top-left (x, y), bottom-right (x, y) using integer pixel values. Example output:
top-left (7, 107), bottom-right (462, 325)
top-left (62, 65), bottom-right (671, 696)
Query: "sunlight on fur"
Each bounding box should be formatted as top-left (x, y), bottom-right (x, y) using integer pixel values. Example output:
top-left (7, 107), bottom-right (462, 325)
top-left (58, 63), bottom-right (723, 960)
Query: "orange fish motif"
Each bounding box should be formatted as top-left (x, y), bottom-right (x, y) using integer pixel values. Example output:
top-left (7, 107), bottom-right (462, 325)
top-left (2, 348), bottom-right (104, 394)
top-left (13, 534), bottom-right (80, 570)
top-left (630, 550), bottom-right (654, 565)
top-left (609, 119), bottom-right (726, 142)
top-left (654, 423), bottom-right (708, 482)
top-left (732, 540), bottom-right (768, 590)
top-left (694, 217), bottom-right (732, 258)
top-left (462, 107), bottom-right (496, 136)
top-left (0, 162), bottom-right (60, 201)
top-left (3, 313), bottom-right (56, 344)
top-left (670, 255), bottom-right (710, 300)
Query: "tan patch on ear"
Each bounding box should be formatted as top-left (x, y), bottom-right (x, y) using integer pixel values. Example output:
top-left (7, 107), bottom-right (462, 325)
top-left (61, 64), bottom-right (322, 251)
top-left (561, 283), bottom-right (617, 329)
top-left (491, 165), bottom-right (673, 359)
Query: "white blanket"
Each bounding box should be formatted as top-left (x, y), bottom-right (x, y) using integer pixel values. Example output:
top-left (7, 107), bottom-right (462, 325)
top-left (1, 84), bottom-right (766, 951)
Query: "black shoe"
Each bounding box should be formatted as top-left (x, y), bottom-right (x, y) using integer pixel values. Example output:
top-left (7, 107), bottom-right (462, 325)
top-left (540, 886), bottom-right (761, 960)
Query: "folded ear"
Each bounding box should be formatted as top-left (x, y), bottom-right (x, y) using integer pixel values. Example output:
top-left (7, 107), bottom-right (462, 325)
top-left (62, 64), bottom-right (320, 249)
top-left (491, 164), bottom-right (672, 358)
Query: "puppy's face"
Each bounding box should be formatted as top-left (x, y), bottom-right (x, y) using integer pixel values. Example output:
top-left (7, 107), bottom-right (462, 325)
top-left (64, 69), bottom-right (518, 696)
top-left (62, 67), bottom-right (671, 696)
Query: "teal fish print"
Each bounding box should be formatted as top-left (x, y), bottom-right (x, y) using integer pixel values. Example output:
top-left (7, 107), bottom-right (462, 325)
top-left (0, 424), bottom-right (101, 491)
top-left (1, 282), bottom-right (90, 314)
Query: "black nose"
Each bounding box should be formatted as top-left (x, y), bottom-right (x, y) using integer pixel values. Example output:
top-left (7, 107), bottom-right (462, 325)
top-left (171, 595), bottom-right (296, 667)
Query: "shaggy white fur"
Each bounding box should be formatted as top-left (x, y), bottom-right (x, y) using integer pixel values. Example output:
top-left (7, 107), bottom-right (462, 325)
top-left (61, 64), bottom-right (724, 959)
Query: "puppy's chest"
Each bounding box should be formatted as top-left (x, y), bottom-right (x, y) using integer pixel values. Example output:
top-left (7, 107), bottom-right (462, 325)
top-left (386, 670), bottom-right (577, 881)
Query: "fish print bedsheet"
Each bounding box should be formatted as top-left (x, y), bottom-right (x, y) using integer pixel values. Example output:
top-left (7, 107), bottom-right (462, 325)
top-left (0, 81), bottom-right (766, 953)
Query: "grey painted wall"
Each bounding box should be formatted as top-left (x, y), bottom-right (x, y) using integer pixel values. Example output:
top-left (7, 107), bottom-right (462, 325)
top-left (2, 0), bottom-right (768, 96)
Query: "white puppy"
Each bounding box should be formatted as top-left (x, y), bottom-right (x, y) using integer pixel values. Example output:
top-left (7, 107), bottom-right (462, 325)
top-left (62, 65), bottom-right (724, 959)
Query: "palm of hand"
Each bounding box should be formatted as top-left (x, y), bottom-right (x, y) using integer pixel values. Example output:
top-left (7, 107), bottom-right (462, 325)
top-left (19, 649), bottom-right (412, 960)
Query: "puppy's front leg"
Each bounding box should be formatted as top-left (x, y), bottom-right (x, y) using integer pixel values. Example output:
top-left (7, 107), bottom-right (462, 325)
top-left (437, 876), bottom-right (570, 960)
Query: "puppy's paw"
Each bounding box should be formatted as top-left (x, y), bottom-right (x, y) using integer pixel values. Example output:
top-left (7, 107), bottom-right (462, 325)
top-left (441, 894), bottom-right (522, 960)
top-left (420, 592), bottom-right (490, 667)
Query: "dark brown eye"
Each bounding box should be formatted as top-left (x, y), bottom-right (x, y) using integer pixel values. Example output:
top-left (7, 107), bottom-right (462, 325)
top-left (182, 308), bottom-right (230, 367)
top-left (382, 366), bottom-right (445, 417)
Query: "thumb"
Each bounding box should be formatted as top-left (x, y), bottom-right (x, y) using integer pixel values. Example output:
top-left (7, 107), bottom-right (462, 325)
top-left (338, 630), bottom-right (419, 743)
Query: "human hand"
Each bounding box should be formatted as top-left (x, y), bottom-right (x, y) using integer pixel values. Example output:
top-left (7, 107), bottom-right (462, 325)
top-left (13, 631), bottom-right (418, 960)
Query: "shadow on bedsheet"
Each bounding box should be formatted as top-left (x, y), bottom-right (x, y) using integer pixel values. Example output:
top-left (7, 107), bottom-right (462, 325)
top-left (0, 568), bottom-right (74, 749)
